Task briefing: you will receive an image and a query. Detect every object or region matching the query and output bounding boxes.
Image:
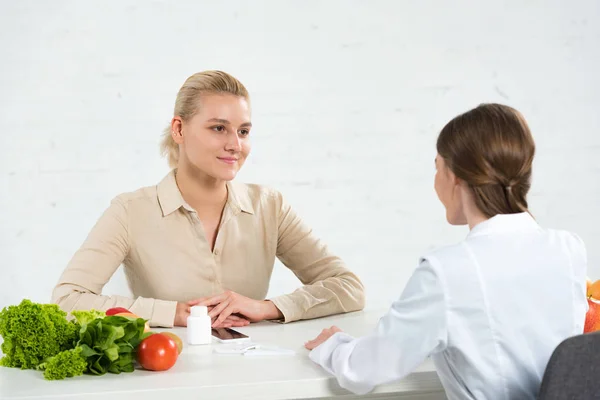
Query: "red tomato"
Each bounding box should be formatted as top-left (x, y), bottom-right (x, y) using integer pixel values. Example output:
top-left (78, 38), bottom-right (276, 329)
top-left (106, 307), bottom-right (130, 316)
top-left (137, 333), bottom-right (179, 371)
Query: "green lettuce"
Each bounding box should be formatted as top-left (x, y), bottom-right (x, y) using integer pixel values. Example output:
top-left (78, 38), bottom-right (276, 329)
top-left (37, 347), bottom-right (87, 380)
top-left (76, 315), bottom-right (148, 375)
top-left (0, 300), bottom-right (149, 380)
top-left (71, 309), bottom-right (105, 326)
top-left (0, 300), bottom-right (78, 369)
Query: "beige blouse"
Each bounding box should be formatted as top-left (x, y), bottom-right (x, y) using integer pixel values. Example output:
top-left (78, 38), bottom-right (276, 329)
top-left (52, 170), bottom-right (365, 327)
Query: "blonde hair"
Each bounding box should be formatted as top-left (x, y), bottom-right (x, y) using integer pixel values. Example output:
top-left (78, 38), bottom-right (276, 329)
top-left (160, 70), bottom-right (250, 168)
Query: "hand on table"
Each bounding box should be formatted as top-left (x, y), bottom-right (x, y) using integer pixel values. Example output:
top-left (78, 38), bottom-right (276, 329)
top-left (174, 300), bottom-right (251, 327)
top-left (304, 326), bottom-right (343, 350)
top-left (192, 290), bottom-right (283, 328)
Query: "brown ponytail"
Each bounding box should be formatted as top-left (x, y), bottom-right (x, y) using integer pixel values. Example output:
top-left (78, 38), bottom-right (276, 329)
top-left (436, 103), bottom-right (535, 218)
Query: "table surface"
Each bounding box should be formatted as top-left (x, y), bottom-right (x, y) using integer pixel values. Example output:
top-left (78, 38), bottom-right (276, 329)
top-left (0, 309), bottom-right (445, 400)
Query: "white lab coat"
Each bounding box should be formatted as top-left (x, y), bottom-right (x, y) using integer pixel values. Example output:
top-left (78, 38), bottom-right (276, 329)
top-left (309, 213), bottom-right (588, 399)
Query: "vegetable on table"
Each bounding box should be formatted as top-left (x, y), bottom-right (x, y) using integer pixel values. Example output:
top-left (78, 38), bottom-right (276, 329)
top-left (71, 309), bottom-right (106, 326)
top-left (162, 332), bottom-right (184, 354)
top-left (105, 307), bottom-right (130, 316)
top-left (36, 347), bottom-right (87, 380)
top-left (76, 314), bottom-right (149, 375)
top-left (0, 299), bottom-right (78, 369)
top-left (112, 312), bottom-right (151, 332)
top-left (0, 299), bottom-right (168, 380)
top-left (136, 333), bottom-right (179, 371)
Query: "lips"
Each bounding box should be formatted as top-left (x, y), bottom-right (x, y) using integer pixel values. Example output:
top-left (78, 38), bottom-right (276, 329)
top-left (218, 157), bottom-right (238, 165)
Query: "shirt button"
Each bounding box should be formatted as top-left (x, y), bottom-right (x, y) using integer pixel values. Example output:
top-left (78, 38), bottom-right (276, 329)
top-left (214, 249), bottom-right (220, 256)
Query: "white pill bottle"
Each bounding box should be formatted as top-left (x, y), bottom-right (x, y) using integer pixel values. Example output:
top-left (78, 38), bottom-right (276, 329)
top-left (187, 305), bottom-right (212, 345)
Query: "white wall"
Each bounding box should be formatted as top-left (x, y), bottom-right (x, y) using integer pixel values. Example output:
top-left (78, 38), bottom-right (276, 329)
top-left (1, 0), bottom-right (598, 311)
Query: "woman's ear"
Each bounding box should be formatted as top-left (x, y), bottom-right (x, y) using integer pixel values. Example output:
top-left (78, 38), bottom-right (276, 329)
top-left (171, 117), bottom-right (184, 145)
top-left (446, 167), bottom-right (461, 187)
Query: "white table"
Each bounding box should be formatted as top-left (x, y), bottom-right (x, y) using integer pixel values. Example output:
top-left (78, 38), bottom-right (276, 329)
top-left (0, 310), bottom-right (446, 400)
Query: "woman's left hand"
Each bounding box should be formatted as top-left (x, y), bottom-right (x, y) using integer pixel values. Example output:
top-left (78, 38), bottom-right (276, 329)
top-left (193, 290), bottom-right (283, 327)
top-left (304, 326), bottom-right (343, 350)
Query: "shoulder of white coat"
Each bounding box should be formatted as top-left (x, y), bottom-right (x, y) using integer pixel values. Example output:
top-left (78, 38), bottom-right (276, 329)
top-left (419, 241), bottom-right (468, 273)
top-left (547, 228), bottom-right (587, 261)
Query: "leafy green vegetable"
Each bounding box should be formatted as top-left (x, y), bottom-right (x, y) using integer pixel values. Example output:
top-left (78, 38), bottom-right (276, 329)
top-left (71, 309), bottom-right (105, 326)
top-left (0, 300), bottom-right (149, 380)
top-left (0, 300), bottom-right (78, 369)
top-left (36, 347), bottom-right (87, 380)
top-left (76, 315), bottom-right (147, 375)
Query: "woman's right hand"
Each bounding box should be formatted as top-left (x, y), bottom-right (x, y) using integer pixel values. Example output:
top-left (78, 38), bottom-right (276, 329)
top-left (174, 301), bottom-right (250, 327)
top-left (174, 302), bottom-right (192, 327)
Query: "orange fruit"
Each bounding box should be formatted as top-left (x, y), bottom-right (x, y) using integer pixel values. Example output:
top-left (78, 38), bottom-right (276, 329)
top-left (162, 332), bottom-right (183, 354)
top-left (584, 298), bottom-right (600, 333)
top-left (589, 280), bottom-right (600, 300)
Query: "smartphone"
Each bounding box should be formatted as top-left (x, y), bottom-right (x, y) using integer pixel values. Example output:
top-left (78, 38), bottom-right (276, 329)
top-left (211, 327), bottom-right (251, 343)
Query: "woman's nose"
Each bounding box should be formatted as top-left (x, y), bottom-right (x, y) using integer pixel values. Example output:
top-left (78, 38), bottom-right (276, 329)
top-left (225, 133), bottom-right (242, 152)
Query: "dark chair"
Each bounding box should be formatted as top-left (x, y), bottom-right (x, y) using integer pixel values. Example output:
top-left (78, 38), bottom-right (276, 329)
top-left (538, 331), bottom-right (600, 400)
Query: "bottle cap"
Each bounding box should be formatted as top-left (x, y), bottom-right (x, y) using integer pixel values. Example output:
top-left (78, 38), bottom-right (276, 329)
top-left (190, 305), bottom-right (208, 317)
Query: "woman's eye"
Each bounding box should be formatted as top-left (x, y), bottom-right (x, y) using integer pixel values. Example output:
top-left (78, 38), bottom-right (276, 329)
top-left (212, 125), bottom-right (226, 132)
top-left (239, 129), bottom-right (250, 136)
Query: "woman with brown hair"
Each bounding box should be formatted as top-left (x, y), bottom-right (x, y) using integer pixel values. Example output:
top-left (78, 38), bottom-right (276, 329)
top-left (52, 70), bottom-right (365, 328)
top-left (305, 104), bottom-right (588, 399)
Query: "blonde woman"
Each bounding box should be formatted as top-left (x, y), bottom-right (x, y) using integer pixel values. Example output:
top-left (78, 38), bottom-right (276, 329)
top-left (52, 71), bottom-right (365, 328)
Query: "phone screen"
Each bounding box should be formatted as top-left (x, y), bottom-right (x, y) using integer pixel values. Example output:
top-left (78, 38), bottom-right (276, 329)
top-left (211, 327), bottom-right (249, 341)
